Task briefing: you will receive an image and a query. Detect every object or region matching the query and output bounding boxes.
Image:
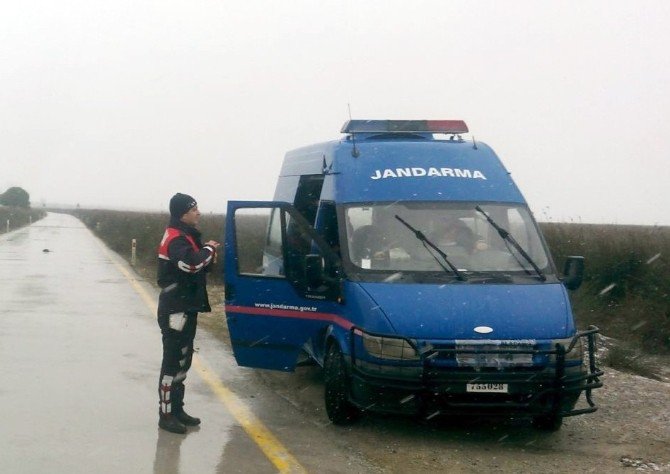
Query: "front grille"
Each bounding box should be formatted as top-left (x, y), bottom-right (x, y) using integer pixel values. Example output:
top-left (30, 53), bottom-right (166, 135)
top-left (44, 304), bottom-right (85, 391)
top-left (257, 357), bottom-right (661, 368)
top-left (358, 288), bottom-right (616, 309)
top-left (425, 341), bottom-right (546, 370)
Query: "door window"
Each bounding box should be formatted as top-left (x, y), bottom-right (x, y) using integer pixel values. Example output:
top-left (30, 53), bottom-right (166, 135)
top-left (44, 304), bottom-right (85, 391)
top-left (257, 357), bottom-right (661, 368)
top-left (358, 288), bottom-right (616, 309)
top-left (235, 208), bottom-right (284, 277)
top-left (233, 204), bottom-right (341, 300)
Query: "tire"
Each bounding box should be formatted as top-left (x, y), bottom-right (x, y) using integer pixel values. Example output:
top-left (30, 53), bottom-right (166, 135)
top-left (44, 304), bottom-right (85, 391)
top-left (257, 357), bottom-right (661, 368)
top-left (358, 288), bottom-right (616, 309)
top-left (324, 343), bottom-right (360, 425)
top-left (532, 413), bottom-right (563, 431)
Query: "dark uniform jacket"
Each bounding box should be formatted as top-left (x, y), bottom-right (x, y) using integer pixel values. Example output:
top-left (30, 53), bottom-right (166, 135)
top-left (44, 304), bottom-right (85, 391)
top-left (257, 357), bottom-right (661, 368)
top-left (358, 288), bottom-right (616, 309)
top-left (157, 218), bottom-right (215, 315)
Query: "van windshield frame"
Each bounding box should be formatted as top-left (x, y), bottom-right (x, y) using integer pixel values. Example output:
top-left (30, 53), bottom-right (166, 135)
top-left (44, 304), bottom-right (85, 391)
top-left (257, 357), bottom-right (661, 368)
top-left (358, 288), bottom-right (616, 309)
top-left (338, 201), bottom-right (557, 284)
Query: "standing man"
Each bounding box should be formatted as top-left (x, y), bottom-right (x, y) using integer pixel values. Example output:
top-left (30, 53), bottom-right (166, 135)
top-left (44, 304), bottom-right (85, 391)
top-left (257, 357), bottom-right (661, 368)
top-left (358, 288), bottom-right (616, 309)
top-left (157, 193), bottom-right (220, 434)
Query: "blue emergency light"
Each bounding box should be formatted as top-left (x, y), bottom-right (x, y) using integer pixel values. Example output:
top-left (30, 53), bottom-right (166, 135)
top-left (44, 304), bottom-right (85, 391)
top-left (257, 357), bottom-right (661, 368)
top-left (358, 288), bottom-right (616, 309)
top-left (341, 120), bottom-right (469, 134)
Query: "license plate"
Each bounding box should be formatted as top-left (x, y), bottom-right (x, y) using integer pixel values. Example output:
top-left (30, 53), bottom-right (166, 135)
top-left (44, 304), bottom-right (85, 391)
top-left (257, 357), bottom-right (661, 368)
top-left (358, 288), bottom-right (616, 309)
top-left (466, 383), bottom-right (508, 393)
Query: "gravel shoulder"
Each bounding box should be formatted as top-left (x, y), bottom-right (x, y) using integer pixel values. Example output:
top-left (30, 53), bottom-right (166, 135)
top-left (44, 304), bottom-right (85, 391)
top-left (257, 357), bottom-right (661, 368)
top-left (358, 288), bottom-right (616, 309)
top-left (200, 286), bottom-right (670, 473)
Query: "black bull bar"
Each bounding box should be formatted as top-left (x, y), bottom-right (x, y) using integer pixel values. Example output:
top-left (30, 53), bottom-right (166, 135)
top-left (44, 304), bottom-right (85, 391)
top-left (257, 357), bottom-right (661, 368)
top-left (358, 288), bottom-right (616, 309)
top-left (350, 326), bottom-right (604, 417)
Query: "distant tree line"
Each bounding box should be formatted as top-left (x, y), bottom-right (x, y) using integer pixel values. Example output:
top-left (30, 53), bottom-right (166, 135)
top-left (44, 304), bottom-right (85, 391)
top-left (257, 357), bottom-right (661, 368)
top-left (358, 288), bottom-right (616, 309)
top-left (0, 187), bottom-right (30, 208)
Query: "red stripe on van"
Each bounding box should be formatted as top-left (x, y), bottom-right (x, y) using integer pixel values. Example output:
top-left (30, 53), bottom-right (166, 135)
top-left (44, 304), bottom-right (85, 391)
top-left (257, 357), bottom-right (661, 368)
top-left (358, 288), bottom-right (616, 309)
top-left (225, 304), bottom-right (353, 330)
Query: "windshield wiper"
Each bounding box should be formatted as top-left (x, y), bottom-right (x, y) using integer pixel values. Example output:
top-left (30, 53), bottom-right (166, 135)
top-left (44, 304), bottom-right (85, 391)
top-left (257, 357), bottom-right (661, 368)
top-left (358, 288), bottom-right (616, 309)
top-left (475, 206), bottom-right (546, 281)
top-left (394, 215), bottom-right (467, 281)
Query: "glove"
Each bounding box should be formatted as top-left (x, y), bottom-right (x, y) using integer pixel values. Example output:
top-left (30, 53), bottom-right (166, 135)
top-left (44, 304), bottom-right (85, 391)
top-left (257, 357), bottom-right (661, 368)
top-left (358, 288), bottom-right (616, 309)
top-left (169, 312), bottom-right (187, 331)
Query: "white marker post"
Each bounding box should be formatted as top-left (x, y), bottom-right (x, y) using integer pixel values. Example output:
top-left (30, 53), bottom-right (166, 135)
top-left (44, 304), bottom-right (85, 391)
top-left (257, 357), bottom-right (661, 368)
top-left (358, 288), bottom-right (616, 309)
top-left (131, 239), bottom-right (137, 266)
top-left (6, 220), bottom-right (9, 233)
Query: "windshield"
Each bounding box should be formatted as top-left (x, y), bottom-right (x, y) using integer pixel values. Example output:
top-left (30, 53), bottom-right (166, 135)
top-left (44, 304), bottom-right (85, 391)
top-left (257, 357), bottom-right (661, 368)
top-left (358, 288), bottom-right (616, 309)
top-left (342, 202), bottom-right (553, 280)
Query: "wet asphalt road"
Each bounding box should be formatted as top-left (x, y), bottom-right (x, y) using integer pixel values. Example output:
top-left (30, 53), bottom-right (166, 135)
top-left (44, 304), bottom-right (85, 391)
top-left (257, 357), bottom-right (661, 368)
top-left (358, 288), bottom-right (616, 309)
top-left (6, 214), bottom-right (669, 474)
top-left (0, 214), bottom-right (373, 474)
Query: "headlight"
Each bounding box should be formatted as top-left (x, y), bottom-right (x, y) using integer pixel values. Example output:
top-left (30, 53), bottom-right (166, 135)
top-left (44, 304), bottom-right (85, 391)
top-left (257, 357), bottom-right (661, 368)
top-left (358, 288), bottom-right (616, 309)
top-left (359, 331), bottom-right (420, 361)
top-left (551, 336), bottom-right (584, 362)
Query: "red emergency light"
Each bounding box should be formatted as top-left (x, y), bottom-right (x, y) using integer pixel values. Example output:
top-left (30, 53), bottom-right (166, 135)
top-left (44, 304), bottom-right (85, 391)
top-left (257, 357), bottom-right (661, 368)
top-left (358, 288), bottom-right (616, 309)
top-left (341, 120), bottom-right (469, 134)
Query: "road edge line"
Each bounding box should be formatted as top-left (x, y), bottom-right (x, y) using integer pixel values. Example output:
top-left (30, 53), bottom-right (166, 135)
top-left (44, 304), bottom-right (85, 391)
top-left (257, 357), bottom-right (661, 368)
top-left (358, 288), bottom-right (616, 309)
top-left (193, 357), bottom-right (306, 473)
top-left (94, 237), bottom-right (307, 474)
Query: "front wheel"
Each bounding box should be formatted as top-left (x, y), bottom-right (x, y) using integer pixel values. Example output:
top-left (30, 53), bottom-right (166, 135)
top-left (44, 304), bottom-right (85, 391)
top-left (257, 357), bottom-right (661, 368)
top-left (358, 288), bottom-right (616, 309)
top-left (324, 343), bottom-right (360, 425)
top-left (532, 413), bottom-right (563, 431)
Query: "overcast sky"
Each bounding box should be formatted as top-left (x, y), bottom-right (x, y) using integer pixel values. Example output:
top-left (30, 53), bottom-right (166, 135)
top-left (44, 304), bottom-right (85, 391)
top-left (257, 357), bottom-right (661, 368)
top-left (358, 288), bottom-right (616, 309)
top-left (1, 1), bottom-right (669, 225)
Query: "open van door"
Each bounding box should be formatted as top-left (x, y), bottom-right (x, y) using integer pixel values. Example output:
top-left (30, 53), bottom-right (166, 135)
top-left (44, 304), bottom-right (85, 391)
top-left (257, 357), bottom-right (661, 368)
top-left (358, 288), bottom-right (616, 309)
top-left (223, 201), bottom-right (344, 371)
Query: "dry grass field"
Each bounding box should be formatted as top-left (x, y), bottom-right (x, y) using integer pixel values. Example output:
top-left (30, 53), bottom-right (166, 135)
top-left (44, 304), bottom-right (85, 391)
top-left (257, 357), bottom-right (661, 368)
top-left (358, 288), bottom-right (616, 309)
top-left (68, 209), bottom-right (670, 373)
top-left (542, 222), bottom-right (670, 355)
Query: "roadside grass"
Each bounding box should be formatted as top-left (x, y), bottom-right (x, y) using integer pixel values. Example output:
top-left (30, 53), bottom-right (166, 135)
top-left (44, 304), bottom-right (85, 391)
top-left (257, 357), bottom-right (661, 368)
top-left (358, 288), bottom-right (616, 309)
top-left (603, 342), bottom-right (663, 381)
top-left (66, 209), bottom-right (670, 364)
top-left (541, 223), bottom-right (670, 354)
top-left (69, 209), bottom-right (266, 285)
top-left (0, 206), bottom-right (46, 235)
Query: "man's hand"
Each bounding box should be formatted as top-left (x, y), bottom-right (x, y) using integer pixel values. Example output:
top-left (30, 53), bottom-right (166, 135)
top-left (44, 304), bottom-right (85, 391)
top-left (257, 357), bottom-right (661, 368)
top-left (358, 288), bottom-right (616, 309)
top-left (205, 240), bottom-right (221, 264)
top-left (205, 240), bottom-right (221, 249)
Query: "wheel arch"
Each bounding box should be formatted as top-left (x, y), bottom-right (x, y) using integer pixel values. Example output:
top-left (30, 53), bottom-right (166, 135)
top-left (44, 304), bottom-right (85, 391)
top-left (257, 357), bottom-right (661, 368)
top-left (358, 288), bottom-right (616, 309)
top-left (323, 325), bottom-right (352, 359)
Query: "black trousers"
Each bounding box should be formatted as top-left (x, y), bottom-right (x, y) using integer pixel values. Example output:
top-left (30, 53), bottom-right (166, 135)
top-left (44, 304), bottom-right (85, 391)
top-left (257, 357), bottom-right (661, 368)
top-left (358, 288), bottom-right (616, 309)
top-left (158, 311), bottom-right (198, 416)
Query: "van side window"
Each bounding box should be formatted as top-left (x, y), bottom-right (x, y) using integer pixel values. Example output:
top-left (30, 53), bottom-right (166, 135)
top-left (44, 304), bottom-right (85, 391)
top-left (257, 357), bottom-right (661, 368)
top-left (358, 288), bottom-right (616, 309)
top-left (263, 208), bottom-right (285, 277)
top-left (293, 175), bottom-right (324, 225)
top-left (284, 208), bottom-right (341, 300)
top-left (284, 212), bottom-right (314, 286)
top-left (315, 201), bottom-right (340, 257)
top-left (234, 206), bottom-right (338, 291)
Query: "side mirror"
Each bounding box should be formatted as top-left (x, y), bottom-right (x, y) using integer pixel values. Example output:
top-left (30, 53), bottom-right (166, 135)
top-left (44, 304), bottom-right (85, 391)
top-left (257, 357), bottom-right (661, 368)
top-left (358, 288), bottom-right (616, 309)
top-left (304, 254), bottom-right (325, 288)
top-left (563, 256), bottom-right (585, 290)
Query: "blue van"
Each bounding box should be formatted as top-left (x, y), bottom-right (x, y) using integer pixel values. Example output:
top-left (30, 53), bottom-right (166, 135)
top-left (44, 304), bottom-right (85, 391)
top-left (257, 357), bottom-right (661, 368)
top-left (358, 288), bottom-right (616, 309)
top-left (223, 120), bottom-right (602, 430)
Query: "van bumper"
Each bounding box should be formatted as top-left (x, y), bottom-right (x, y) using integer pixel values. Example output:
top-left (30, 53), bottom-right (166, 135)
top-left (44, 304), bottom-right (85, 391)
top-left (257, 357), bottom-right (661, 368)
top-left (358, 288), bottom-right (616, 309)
top-left (348, 327), bottom-right (603, 418)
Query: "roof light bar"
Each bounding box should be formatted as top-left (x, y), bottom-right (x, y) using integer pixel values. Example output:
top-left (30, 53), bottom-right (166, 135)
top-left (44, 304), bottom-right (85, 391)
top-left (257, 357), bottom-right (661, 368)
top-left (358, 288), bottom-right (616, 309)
top-left (341, 120), bottom-right (469, 134)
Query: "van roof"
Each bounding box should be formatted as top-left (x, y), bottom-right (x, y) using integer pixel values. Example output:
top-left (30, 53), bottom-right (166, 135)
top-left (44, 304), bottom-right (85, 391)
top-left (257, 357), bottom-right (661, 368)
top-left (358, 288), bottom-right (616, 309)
top-left (278, 123), bottom-right (526, 205)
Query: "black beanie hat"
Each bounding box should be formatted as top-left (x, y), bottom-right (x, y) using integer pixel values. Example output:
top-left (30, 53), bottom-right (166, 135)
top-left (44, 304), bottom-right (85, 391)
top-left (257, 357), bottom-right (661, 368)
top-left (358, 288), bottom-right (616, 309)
top-left (169, 193), bottom-right (197, 218)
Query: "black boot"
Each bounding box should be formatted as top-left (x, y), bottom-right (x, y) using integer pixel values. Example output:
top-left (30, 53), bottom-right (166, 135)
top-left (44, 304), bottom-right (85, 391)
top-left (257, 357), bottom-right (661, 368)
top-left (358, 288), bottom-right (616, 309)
top-left (172, 382), bottom-right (200, 426)
top-left (159, 414), bottom-right (187, 434)
top-left (176, 410), bottom-right (201, 426)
